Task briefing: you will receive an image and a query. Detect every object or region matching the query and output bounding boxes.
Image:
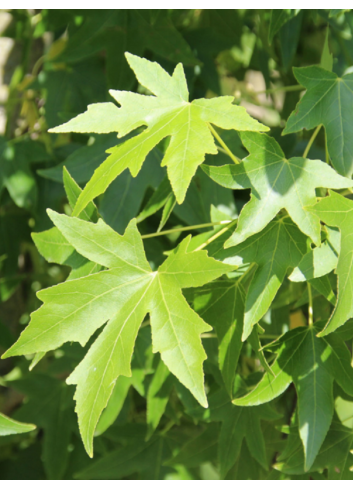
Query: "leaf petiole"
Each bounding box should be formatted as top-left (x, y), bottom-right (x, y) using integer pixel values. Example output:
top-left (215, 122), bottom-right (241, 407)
top-left (256, 84), bottom-right (304, 95)
top-left (141, 220), bottom-right (232, 239)
top-left (303, 124), bottom-right (323, 158)
top-left (193, 220), bottom-right (235, 251)
top-left (208, 123), bottom-right (241, 164)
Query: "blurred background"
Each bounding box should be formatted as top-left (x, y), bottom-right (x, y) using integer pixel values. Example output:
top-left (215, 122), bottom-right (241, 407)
top-left (0, 9), bottom-right (353, 480)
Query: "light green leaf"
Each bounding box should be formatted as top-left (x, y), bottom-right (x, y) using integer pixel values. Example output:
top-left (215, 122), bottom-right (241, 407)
top-left (0, 412), bottom-right (36, 436)
top-left (62, 167), bottom-right (99, 222)
top-left (233, 324), bottom-right (353, 471)
top-left (308, 191), bottom-right (353, 335)
top-left (203, 132), bottom-right (352, 247)
top-left (50, 53), bottom-right (268, 210)
top-left (283, 66), bottom-right (353, 177)
top-left (289, 226), bottom-right (339, 282)
top-left (157, 193), bottom-right (176, 232)
top-left (4, 214), bottom-right (234, 456)
top-left (49, 103), bottom-right (121, 134)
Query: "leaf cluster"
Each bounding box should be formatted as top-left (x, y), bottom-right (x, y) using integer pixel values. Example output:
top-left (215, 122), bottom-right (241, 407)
top-left (2, 8), bottom-right (353, 481)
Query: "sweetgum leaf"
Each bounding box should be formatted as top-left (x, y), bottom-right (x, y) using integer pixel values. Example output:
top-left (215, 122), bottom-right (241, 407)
top-left (233, 323), bottom-right (353, 471)
top-left (283, 66), bottom-right (353, 177)
top-left (3, 213), bottom-right (235, 456)
top-left (187, 387), bottom-right (280, 478)
top-left (49, 53), bottom-right (268, 210)
top-left (207, 216), bottom-right (308, 340)
top-left (209, 388), bottom-right (279, 478)
top-left (308, 191), bottom-right (353, 335)
top-left (203, 132), bottom-right (352, 247)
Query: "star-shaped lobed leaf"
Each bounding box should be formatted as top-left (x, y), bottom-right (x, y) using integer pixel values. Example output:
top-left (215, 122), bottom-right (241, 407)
top-left (204, 216), bottom-right (308, 340)
top-left (283, 66), bottom-right (353, 177)
top-left (202, 132), bottom-right (353, 247)
top-left (233, 323), bottom-right (353, 471)
top-left (3, 213), bottom-right (235, 456)
top-left (49, 53), bottom-right (268, 212)
top-left (308, 191), bottom-right (353, 336)
top-left (187, 385), bottom-right (280, 478)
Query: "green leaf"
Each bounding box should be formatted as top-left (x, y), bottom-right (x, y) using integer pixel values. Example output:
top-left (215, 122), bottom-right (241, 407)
top-left (329, 9), bottom-right (351, 17)
top-left (95, 376), bottom-right (131, 436)
top-left (31, 168), bottom-right (100, 279)
top-left (75, 429), bottom-right (171, 480)
top-left (0, 412), bottom-right (35, 436)
top-left (308, 191), bottom-right (353, 335)
top-left (212, 388), bottom-right (279, 477)
top-left (50, 53), bottom-right (268, 210)
top-left (233, 324), bottom-right (353, 470)
top-left (320, 28), bottom-right (333, 72)
top-left (4, 213), bottom-right (235, 456)
top-left (283, 66), bottom-right (353, 177)
top-left (134, 10), bottom-right (200, 66)
top-left (167, 424), bottom-right (219, 468)
top-left (275, 421), bottom-right (353, 477)
top-left (101, 148), bottom-right (164, 233)
top-left (38, 135), bottom-right (120, 184)
top-left (186, 280), bottom-right (244, 396)
top-left (0, 138), bottom-right (48, 209)
top-left (279, 11), bottom-right (303, 72)
top-left (208, 216), bottom-right (308, 340)
top-left (11, 374), bottom-right (75, 480)
top-left (268, 9), bottom-right (300, 43)
top-left (202, 132), bottom-right (352, 247)
top-left (289, 226), bottom-right (339, 282)
top-left (157, 193), bottom-right (177, 232)
top-left (146, 358), bottom-right (174, 439)
top-left (188, 386), bottom-right (280, 478)
top-left (248, 326), bottom-right (274, 377)
top-left (137, 175), bottom-right (173, 224)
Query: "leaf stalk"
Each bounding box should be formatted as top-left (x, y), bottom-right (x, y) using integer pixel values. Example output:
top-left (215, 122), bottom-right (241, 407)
top-left (208, 123), bottom-right (240, 164)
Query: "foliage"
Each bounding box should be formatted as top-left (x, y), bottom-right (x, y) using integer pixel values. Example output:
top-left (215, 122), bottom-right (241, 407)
top-left (1, 8), bottom-right (353, 481)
